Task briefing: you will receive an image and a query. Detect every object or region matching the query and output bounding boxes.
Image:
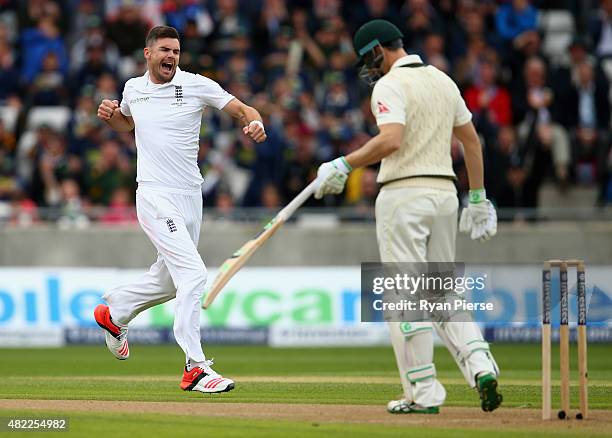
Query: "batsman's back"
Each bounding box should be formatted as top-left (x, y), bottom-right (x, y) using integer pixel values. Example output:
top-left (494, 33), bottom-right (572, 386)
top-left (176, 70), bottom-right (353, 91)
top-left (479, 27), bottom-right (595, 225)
top-left (375, 64), bottom-right (470, 184)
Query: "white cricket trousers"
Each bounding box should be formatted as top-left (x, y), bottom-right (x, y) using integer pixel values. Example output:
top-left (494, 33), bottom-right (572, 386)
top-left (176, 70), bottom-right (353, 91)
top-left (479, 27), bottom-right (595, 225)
top-left (103, 184), bottom-right (207, 363)
top-left (375, 179), bottom-right (498, 407)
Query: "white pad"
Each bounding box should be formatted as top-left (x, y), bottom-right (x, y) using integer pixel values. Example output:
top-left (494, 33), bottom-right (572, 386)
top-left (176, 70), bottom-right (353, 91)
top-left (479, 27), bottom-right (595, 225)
top-left (399, 321), bottom-right (433, 338)
top-left (434, 321), bottom-right (499, 387)
top-left (388, 322), bottom-right (446, 407)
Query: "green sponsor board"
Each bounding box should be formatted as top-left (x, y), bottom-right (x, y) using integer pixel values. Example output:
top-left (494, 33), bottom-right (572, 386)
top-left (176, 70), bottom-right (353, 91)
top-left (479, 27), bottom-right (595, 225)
top-left (150, 289), bottom-right (333, 327)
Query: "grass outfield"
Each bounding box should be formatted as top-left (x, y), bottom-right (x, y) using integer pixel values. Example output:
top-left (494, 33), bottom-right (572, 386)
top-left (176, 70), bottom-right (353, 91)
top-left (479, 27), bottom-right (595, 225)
top-left (0, 344), bottom-right (611, 437)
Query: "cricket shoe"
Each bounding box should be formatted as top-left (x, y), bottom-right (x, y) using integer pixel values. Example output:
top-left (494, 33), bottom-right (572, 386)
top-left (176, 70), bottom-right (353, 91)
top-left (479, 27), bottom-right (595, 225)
top-left (180, 360), bottom-right (235, 394)
top-left (387, 399), bottom-right (439, 414)
top-left (477, 373), bottom-right (503, 412)
top-left (94, 304), bottom-right (129, 360)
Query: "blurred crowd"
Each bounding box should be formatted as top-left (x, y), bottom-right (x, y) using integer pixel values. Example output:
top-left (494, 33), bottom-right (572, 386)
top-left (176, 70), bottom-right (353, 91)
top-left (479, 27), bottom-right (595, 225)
top-left (0, 0), bottom-right (610, 225)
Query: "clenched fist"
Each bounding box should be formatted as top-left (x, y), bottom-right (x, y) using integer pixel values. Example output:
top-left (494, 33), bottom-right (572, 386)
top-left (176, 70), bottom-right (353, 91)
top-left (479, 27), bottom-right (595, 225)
top-left (242, 120), bottom-right (267, 143)
top-left (97, 99), bottom-right (120, 122)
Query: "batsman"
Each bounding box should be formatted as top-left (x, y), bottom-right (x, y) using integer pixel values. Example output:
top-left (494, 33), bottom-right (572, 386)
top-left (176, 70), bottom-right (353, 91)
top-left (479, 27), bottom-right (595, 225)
top-left (314, 20), bottom-right (502, 414)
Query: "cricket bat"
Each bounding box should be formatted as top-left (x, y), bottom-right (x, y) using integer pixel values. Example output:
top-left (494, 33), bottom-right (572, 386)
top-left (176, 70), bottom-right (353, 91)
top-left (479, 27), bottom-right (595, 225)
top-left (202, 180), bottom-right (317, 309)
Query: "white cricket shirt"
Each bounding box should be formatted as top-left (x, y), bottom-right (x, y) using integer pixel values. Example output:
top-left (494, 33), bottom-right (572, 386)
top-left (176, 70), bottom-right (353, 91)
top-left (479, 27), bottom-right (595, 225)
top-left (120, 67), bottom-right (234, 190)
top-left (371, 55), bottom-right (472, 183)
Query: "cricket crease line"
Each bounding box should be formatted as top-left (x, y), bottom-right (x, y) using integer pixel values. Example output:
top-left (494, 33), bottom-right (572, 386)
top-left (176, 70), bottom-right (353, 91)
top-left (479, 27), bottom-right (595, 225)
top-left (3, 376), bottom-right (610, 386)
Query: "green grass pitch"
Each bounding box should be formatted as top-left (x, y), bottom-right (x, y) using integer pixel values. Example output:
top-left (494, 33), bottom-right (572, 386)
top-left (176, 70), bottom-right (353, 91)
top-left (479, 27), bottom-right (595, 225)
top-left (0, 344), bottom-right (610, 437)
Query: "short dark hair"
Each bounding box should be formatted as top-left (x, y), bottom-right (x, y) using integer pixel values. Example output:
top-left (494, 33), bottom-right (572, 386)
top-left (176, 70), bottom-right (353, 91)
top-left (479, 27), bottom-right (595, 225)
top-left (146, 26), bottom-right (179, 47)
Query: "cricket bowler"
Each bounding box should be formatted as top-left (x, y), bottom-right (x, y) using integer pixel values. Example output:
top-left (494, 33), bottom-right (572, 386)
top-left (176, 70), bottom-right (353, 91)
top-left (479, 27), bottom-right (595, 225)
top-left (314, 19), bottom-right (502, 414)
top-left (94, 26), bottom-right (266, 394)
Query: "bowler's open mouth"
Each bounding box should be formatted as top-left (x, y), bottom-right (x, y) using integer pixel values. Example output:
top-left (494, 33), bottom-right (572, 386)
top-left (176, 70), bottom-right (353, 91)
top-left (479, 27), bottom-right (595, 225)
top-left (161, 62), bottom-right (173, 73)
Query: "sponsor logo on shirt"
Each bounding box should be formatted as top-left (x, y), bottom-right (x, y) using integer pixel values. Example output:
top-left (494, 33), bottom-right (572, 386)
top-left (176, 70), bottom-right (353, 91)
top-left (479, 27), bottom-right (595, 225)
top-left (166, 219), bottom-right (177, 233)
top-left (129, 96), bottom-right (150, 104)
top-left (377, 101), bottom-right (390, 114)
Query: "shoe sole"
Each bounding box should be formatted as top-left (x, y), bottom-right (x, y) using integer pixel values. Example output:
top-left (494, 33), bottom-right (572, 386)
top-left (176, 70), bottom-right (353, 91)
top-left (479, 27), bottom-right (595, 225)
top-left (388, 407), bottom-right (439, 414)
top-left (186, 382), bottom-right (235, 394)
top-left (103, 332), bottom-right (129, 361)
top-left (479, 378), bottom-right (503, 412)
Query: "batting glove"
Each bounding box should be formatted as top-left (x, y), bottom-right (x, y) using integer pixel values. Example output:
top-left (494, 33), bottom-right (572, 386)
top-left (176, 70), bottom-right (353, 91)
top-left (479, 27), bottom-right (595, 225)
top-left (314, 157), bottom-right (352, 199)
top-left (459, 189), bottom-right (497, 242)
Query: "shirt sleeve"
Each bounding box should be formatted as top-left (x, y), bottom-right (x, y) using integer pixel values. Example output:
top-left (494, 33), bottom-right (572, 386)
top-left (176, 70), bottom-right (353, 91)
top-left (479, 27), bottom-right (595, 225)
top-left (119, 85), bottom-right (131, 117)
top-left (454, 94), bottom-right (472, 127)
top-left (370, 80), bottom-right (407, 126)
top-left (197, 75), bottom-right (235, 110)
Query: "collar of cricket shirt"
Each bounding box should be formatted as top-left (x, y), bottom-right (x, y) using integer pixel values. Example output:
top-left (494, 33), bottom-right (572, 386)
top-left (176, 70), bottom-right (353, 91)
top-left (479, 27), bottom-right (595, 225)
top-left (390, 55), bottom-right (424, 70)
top-left (142, 67), bottom-right (183, 89)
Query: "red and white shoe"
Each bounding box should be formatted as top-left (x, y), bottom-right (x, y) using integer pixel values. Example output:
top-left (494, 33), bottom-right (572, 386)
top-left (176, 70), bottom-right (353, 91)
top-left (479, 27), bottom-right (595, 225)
top-left (93, 304), bottom-right (129, 360)
top-left (180, 360), bottom-right (235, 393)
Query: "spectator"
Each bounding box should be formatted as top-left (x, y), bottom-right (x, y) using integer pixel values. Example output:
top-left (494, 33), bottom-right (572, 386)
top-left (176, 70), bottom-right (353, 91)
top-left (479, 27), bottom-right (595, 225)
top-left (0, 0), bottom-right (605, 217)
top-left (69, 16), bottom-right (120, 74)
top-left (71, 39), bottom-right (115, 98)
top-left (401, 0), bottom-right (443, 53)
top-left (566, 61), bottom-right (611, 131)
top-left (260, 183), bottom-right (282, 209)
top-left (215, 189), bottom-right (234, 215)
top-left (20, 13), bottom-right (68, 83)
top-left (0, 119), bottom-right (17, 201)
top-left (550, 35), bottom-right (607, 123)
top-left (321, 73), bottom-right (353, 116)
top-left (209, 0), bottom-right (251, 60)
top-left (56, 178), bottom-right (89, 229)
top-left (93, 72), bottom-right (119, 103)
top-left (104, 0), bottom-right (162, 25)
top-left (162, 0), bottom-right (213, 37)
top-left (315, 0), bottom-right (342, 23)
top-left (352, 0), bottom-right (401, 29)
top-left (262, 25), bottom-right (292, 80)
top-left (28, 51), bottom-right (68, 105)
top-left (31, 131), bottom-right (81, 207)
top-left (18, 0), bottom-right (65, 33)
top-left (452, 4), bottom-right (501, 60)
top-left (345, 166), bottom-right (378, 208)
top-left (421, 32), bottom-right (449, 72)
top-left (485, 126), bottom-right (527, 209)
top-left (68, 90), bottom-right (103, 156)
top-left (567, 61), bottom-right (610, 189)
top-left (106, 4), bottom-right (150, 57)
top-left (281, 122), bottom-right (319, 207)
top-left (292, 9), bottom-right (326, 70)
top-left (464, 56), bottom-right (513, 127)
top-left (598, 142), bottom-right (612, 205)
top-left (495, 0), bottom-right (538, 42)
top-left (453, 35), bottom-right (490, 88)
top-left (0, 38), bottom-right (19, 102)
top-left (590, 0), bottom-right (612, 58)
top-left (514, 57), bottom-right (571, 204)
top-left (507, 30), bottom-right (547, 91)
top-left (10, 188), bottom-right (38, 227)
top-left (84, 138), bottom-right (132, 206)
top-left (68, 1), bottom-right (104, 46)
top-left (179, 19), bottom-right (209, 73)
top-left (99, 186), bottom-right (137, 224)
top-left (254, 0), bottom-right (289, 54)
top-left (572, 125), bottom-right (606, 187)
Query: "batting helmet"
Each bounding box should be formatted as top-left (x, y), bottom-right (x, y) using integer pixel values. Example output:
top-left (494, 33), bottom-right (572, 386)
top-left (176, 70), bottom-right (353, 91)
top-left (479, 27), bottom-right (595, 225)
top-left (353, 19), bottom-right (404, 85)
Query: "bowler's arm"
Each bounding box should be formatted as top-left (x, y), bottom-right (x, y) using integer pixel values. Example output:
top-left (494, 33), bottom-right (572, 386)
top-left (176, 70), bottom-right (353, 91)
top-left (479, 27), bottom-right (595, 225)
top-left (344, 123), bottom-right (404, 169)
top-left (97, 99), bottom-right (134, 132)
top-left (453, 121), bottom-right (484, 190)
top-left (107, 111), bottom-right (134, 132)
top-left (222, 98), bottom-right (266, 143)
